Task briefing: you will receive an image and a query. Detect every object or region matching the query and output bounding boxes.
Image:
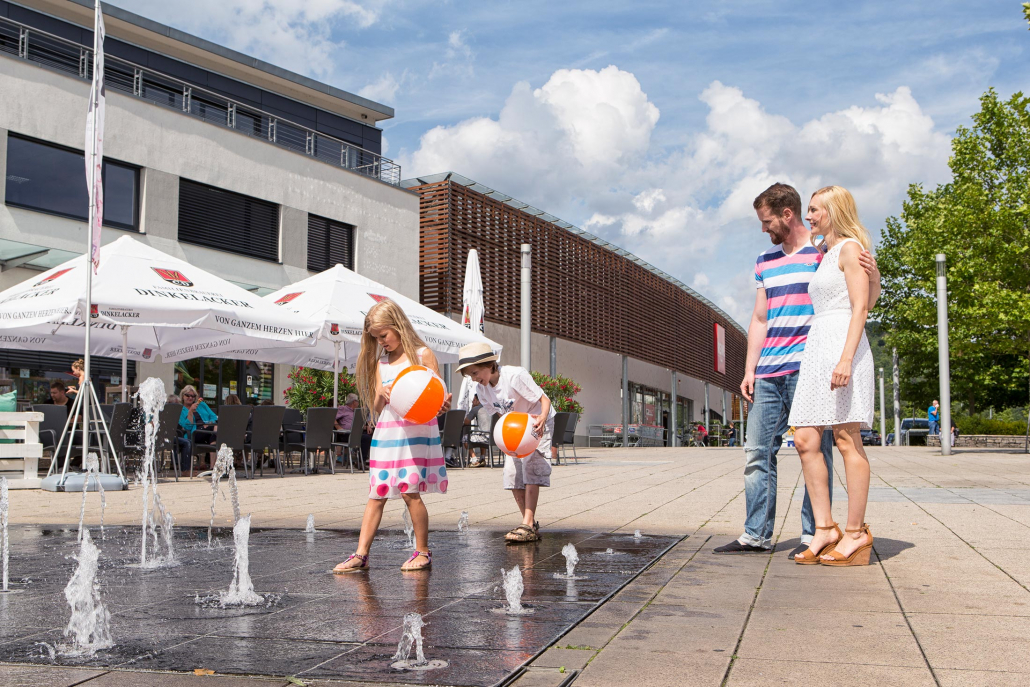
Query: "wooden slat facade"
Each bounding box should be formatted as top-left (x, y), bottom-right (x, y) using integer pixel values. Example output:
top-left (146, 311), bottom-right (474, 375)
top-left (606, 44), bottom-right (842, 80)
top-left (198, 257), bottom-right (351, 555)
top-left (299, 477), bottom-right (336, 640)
top-left (414, 180), bottom-right (746, 389)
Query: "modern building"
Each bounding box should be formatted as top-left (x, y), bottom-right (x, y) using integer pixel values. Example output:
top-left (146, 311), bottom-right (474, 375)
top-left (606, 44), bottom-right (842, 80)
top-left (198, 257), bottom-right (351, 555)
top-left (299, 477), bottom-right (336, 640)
top-left (0, 0), bottom-right (418, 406)
top-left (402, 172), bottom-right (748, 446)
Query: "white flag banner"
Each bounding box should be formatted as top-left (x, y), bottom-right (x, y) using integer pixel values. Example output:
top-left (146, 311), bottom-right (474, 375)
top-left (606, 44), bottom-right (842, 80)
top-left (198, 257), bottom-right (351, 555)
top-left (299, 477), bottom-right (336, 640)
top-left (84, 0), bottom-right (105, 273)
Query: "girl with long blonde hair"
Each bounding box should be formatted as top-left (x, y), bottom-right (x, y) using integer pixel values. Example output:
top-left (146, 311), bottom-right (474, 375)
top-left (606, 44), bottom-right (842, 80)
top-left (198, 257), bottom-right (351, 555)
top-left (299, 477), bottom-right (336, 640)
top-left (333, 299), bottom-right (451, 574)
top-left (788, 185), bottom-right (877, 566)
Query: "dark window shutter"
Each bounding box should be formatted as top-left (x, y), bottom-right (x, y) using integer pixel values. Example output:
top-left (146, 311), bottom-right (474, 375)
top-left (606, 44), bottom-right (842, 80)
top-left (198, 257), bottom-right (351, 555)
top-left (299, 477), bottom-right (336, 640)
top-left (307, 214), bottom-right (354, 272)
top-left (178, 179), bottom-right (279, 262)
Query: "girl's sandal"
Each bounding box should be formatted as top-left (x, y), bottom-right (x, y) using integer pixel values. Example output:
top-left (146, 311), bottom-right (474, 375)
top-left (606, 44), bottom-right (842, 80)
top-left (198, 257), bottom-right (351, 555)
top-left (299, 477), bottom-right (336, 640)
top-left (794, 523), bottom-right (842, 565)
top-left (401, 550), bottom-right (432, 571)
top-left (332, 553), bottom-right (369, 574)
top-left (505, 525), bottom-right (540, 544)
top-left (820, 524), bottom-right (873, 566)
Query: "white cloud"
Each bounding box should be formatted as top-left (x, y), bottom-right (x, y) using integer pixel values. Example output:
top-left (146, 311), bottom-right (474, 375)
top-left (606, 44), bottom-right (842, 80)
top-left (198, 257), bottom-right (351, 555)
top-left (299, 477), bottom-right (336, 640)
top-left (406, 65), bottom-right (659, 208)
top-left (358, 72), bottom-right (401, 104)
top-left (407, 69), bottom-right (951, 324)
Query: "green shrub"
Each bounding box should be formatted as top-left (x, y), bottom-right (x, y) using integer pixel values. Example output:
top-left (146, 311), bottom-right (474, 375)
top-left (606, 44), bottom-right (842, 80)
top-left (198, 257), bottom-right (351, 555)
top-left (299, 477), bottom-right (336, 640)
top-left (955, 415), bottom-right (1025, 435)
top-left (283, 367), bottom-right (357, 413)
top-left (530, 372), bottom-right (584, 415)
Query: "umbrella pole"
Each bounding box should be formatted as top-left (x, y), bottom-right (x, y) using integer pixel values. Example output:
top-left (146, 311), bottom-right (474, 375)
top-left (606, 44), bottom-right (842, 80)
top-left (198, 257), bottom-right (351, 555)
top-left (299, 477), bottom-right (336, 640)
top-left (121, 326), bottom-right (128, 402)
top-left (333, 341), bottom-right (340, 408)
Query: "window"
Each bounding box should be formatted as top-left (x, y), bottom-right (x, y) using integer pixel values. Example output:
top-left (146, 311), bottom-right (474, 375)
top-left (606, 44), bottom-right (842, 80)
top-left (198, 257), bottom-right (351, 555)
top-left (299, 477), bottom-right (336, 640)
top-left (177, 179), bottom-right (279, 262)
top-left (4, 134), bottom-right (139, 230)
top-left (307, 213), bottom-right (354, 272)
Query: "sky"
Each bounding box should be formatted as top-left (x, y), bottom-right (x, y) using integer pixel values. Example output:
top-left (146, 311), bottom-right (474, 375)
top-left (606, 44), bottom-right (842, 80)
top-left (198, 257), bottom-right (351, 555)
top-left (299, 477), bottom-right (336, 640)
top-left (114, 0), bottom-right (1029, 325)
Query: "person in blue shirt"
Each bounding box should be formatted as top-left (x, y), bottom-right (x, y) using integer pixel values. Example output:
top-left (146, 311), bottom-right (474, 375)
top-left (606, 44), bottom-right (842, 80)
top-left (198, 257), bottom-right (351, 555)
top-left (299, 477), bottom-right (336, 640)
top-left (178, 385), bottom-right (217, 470)
top-left (928, 400), bottom-right (940, 436)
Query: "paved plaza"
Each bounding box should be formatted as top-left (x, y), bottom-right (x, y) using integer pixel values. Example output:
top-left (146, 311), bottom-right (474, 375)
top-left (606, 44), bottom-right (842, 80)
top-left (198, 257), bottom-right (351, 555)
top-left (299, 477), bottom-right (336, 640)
top-left (3, 445), bottom-right (1030, 686)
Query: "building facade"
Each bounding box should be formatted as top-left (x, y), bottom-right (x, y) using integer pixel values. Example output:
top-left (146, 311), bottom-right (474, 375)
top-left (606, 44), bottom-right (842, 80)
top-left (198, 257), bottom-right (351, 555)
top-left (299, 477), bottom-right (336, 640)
top-left (0, 0), bottom-right (418, 406)
top-left (403, 173), bottom-right (748, 446)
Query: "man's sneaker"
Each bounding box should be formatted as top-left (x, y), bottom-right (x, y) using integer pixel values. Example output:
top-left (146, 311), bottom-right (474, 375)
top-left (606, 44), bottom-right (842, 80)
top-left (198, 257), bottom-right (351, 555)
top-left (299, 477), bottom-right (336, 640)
top-left (712, 540), bottom-right (769, 554)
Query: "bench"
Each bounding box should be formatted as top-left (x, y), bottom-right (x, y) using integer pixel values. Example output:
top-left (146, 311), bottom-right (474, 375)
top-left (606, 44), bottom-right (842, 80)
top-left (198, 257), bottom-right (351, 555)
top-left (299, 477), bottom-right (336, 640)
top-left (0, 411), bottom-right (43, 489)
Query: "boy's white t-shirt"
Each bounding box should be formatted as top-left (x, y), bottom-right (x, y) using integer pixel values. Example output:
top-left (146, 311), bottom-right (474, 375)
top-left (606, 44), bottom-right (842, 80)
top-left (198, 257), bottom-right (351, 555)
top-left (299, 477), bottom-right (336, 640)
top-left (474, 366), bottom-right (556, 421)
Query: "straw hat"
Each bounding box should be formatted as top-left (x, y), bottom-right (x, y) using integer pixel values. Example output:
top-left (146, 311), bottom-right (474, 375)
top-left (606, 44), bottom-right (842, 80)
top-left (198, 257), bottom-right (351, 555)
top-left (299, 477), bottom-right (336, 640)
top-left (456, 342), bottom-right (499, 372)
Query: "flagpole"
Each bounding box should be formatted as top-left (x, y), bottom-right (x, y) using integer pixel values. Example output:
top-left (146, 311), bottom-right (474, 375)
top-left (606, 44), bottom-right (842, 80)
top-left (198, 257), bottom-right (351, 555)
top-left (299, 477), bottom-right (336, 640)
top-left (80, 0), bottom-right (104, 483)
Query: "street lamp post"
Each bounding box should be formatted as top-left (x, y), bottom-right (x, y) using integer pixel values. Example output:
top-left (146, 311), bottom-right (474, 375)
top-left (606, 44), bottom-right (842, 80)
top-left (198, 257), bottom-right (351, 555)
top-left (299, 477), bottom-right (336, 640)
top-left (879, 367), bottom-right (886, 447)
top-left (936, 254), bottom-right (952, 456)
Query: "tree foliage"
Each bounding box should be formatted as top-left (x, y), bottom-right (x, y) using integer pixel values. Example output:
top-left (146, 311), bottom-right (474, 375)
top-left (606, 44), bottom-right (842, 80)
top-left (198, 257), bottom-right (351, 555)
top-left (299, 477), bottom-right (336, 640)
top-left (873, 89), bottom-right (1030, 413)
top-left (283, 367), bottom-right (357, 412)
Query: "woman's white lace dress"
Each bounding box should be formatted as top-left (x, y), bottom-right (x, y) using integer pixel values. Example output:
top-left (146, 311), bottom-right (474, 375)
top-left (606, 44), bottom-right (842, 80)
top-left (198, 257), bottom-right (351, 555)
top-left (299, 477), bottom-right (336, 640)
top-left (788, 238), bottom-right (875, 429)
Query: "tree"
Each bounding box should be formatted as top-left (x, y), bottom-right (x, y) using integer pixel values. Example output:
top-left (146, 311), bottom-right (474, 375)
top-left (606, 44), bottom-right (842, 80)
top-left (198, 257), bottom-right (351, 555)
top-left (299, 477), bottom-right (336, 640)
top-left (873, 89), bottom-right (1030, 415)
top-left (1024, 2), bottom-right (1030, 27)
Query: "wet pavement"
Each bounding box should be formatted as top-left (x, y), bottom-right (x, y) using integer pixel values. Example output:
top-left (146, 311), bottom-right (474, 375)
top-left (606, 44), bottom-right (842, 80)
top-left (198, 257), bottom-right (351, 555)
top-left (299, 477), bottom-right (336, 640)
top-left (0, 525), bottom-right (677, 685)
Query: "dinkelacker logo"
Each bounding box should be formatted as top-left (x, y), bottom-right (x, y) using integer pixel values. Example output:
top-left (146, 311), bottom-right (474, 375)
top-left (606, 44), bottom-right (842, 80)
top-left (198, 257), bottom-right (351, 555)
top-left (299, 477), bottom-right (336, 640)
top-left (90, 304), bottom-right (99, 319)
top-left (329, 323), bottom-right (340, 335)
top-left (368, 293), bottom-right (390, 303)
top-left (275, 292), bottom-right (304, 306)
top-left (152, 268), bottom-right (193, 287)
top-left (34, 268), bottom-right (73, 287)
top-left (142, 348), bottom-right (153, 360)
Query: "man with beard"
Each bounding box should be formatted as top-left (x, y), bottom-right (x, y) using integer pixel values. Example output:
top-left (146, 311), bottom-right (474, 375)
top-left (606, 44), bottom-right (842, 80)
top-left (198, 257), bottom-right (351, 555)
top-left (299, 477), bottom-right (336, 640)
top-left (714, 183), bottom-right (880, 557)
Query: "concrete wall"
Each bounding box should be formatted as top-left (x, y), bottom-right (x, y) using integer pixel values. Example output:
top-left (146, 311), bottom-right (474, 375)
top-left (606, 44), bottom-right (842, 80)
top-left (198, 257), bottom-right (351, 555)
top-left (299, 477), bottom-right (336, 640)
top-left (0, 56), bottom-right (420, 395)
top-left (446, 320), bottom-right (734, 445)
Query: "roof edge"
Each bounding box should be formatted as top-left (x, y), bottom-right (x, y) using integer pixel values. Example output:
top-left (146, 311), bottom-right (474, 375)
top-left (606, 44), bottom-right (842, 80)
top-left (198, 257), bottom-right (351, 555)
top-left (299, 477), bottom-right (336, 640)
top-left (51, 0), bottom-right (394, 119)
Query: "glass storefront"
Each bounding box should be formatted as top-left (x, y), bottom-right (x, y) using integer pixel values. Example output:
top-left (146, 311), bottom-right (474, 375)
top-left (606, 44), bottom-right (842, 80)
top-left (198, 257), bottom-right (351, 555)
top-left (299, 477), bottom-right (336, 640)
top-left (628, 382), bottom-right (695, 446)
top-left (174, 358), bottom-right (274, 405)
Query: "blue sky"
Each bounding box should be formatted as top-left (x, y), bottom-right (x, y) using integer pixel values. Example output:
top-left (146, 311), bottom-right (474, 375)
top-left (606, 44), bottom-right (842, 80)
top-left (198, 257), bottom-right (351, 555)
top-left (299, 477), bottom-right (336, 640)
top-left (117, 0), bottom-right (1028, 324)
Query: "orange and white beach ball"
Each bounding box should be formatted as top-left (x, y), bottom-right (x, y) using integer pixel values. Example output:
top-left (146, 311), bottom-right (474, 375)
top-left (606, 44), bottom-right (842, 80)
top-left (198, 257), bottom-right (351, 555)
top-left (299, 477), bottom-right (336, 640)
top-left (494, 412), bottom-right (540, 458)
top-left (390, 365), bottom-right (446, 424)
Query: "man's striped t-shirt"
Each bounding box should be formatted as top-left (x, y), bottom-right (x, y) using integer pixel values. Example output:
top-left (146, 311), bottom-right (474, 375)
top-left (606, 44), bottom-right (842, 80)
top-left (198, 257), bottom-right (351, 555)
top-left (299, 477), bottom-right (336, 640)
top-left (754, 242), bottom-right (823, 378)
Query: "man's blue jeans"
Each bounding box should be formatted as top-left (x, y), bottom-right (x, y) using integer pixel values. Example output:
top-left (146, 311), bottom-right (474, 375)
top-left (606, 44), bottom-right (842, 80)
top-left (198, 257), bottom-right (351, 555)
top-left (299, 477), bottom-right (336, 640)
top-left (928, 421), bottom-right (939, 436)
top-left (741, 372), bottom-right (833, 548)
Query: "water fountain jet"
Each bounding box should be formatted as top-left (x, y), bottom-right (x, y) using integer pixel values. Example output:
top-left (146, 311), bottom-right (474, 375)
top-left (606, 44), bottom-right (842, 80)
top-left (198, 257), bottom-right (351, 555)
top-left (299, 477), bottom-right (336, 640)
top-left (60, 529), bottom-right (112, 656)
top-left (390, 613), bottom-right (446, 670)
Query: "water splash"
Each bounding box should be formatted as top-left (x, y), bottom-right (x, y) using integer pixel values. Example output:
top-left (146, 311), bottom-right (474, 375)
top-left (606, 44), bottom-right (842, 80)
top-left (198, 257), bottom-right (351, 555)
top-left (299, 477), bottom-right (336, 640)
top-left (137, 378), bottom-right (169, 566)
top-left (402, 508), bottom-right (415, 549)
top-left (634, 529), bottom-right (642, 540)
top-left (198, 514), bottom-right (265, 608)
top-left (208, 445), bottom-right (240, 545)
top-left (77, 454), bottom-right (102, 542)
top-left (392, 613), bottom-right (429, 667)
top-left (60, 529), bottom-right (112, 656)
top-left (1, 477), bottom-right (8, 592)
top-left (305, 514), bottom-right (316, 533)
top-left (457, 510), bottom-right (469, 534)
top-left (500, 565), bottom-right (531, 615)
top-left (596, 547), bottom-right (625, 556)
top-left (554, 543), bottom-right (586, 579)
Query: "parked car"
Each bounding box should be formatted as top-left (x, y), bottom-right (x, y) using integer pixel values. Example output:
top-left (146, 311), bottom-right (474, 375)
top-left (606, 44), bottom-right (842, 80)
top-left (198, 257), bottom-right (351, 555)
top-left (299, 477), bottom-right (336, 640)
top-left (860, 429), bottom-right (881, 446)
top-left (898, 418), bottom-right (930, 446)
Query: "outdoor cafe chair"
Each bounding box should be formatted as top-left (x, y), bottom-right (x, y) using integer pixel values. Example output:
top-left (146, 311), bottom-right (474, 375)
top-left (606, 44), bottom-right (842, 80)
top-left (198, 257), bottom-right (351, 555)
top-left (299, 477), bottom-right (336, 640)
top-left (440, 409), bottom-right (468, 469)
top-left (550, 413), bottom-right (570, 466)
top-left (467, 413), bottom-right (502, 467)
top-left (245, 405), bottom-right (286, 478)
top-left (190, 405), bottom-right (251, 479)
top-left (107, 402), bottom-right (142, 474)
top-left (285, 407), bottom-right (337, 475)
top-left (332, 408), bottom-right (367, 473)
top-left (155, 403), bottom-right (183, 480)
top-left (562, 412), bottom-right (580, 463)
top-left (33, 404), bottom-right (68, 463)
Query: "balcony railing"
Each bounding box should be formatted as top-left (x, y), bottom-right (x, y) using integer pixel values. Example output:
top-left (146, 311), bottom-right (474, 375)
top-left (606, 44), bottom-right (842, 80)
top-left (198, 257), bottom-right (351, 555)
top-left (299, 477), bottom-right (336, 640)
top-left (0, 15), bottom-right (400, 186)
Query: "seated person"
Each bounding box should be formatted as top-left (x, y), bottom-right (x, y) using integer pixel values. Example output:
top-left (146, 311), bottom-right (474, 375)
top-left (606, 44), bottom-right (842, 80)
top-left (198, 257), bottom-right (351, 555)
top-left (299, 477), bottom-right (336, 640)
top-left (45, 380), bottom-right (75, 408)
top-left (334, 393), bottom-right (371, 464)
top-left (179, 385), bottom-right (217, 470)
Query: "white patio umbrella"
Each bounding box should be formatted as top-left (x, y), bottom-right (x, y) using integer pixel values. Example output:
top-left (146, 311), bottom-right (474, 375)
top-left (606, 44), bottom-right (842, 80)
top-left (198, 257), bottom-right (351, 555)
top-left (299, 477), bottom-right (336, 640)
top-left (0, 235), bottom-right (321, 393)
top-left (203, 263), bottom-right (501, 407)
top-left (457, 249), bottom-right (484, 412)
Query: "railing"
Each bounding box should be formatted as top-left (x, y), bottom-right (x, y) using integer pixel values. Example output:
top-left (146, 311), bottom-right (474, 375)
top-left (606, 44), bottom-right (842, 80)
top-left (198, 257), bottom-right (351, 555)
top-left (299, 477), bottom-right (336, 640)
top-left (0, 15), bottom-right (400, 186)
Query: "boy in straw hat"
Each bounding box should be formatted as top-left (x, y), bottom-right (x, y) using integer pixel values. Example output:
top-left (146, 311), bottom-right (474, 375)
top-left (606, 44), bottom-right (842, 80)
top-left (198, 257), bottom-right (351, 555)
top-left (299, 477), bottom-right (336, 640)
top-left (457, 342), bottom-right (555, 543)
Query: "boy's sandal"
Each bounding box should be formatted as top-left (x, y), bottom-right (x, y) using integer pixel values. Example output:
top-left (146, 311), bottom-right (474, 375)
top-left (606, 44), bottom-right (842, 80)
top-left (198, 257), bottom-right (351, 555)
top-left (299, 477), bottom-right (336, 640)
top-left (401, 550), bottom-right (432, 571)
top-left (505, 525), bottom-right (540, 543)
top-left (332, 553), bottom-right (369, 574)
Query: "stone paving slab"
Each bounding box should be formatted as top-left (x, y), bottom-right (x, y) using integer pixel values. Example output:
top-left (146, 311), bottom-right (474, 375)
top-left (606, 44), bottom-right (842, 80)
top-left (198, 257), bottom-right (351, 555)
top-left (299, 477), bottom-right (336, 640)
top-left (4, 446), bottom-right (1030, 685)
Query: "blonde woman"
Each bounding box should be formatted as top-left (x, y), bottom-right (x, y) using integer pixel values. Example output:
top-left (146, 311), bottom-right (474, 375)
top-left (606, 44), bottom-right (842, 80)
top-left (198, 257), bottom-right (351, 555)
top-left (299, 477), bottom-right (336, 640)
top-left (788, 186), bottom-right (877, 566)
top-left (332, 299), bottom-right (451, 574)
